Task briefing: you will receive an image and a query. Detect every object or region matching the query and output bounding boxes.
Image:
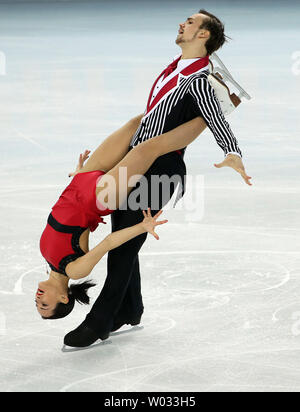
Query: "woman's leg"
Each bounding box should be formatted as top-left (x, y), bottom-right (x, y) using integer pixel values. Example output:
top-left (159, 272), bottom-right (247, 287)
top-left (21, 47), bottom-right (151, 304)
top-left (79, 114), bottom-right (143, 173)
top-left (97, 116), bottom-right (207, 209)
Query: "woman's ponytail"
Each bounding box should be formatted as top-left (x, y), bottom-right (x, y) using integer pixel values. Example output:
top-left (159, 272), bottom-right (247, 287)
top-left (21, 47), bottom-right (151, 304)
top-left (69, 280), bottom-right (96, 305)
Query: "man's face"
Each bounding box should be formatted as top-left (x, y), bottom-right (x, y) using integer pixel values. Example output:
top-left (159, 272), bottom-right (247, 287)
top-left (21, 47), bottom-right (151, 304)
top-left (176, 13), bottom-right (206, 45)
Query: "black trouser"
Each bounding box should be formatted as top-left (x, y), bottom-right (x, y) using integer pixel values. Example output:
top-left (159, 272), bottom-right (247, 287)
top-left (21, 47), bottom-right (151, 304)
top-left (85, 151), bottom-right (186, 334)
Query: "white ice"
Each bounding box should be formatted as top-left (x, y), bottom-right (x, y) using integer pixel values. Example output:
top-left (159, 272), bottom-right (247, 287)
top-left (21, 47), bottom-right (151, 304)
top-left (0, 0), bottom-right (300, 392)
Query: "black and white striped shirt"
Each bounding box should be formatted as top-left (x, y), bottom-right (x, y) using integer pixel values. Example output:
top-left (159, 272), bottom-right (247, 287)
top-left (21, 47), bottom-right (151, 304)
top-left (130, 55), bottom-right (242, 158)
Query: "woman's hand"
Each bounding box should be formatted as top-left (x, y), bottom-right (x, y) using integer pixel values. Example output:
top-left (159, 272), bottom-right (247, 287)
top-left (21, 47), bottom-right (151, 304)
top-left (68, 150), bottom-right (91, 178)
top-left (141, 208), bottom-right (168, 240)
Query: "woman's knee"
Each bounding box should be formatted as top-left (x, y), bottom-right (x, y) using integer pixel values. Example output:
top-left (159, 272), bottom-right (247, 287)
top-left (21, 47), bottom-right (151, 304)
top-left (135, 138), bottom-right (161, 160)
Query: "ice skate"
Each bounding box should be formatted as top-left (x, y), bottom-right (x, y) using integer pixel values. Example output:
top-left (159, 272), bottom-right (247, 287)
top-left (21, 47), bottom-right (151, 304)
top-left (208, 52), bottom-right (251, 116)
top-left (111, 314), bottom-right (142, 333)
top-left (63, 321), bottom-right (110, 348)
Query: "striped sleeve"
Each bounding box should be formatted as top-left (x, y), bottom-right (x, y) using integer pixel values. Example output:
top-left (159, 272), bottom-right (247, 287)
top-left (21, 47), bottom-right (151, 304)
top-left (189, 76), bottom-right (242, 157)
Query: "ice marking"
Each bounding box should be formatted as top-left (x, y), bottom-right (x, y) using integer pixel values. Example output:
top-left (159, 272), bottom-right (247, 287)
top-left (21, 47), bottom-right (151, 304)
top-left (0, 266), bottom-right (43, 295)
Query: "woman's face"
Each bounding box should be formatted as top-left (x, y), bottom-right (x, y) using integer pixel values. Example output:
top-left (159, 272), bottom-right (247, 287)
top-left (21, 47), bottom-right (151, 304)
top-left (35, 281), bottom-right (61, 318)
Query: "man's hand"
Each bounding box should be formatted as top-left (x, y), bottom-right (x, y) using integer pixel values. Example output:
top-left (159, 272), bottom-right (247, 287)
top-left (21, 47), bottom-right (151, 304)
top-left (68, 150), bottom-right (91, 178)
top-left (214, 154), bottom-right (252, 186)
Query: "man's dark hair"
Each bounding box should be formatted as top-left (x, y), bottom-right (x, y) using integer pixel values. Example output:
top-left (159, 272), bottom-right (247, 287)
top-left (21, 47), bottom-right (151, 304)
top-left (198, 9), bottom-right (228, 55)
top-left (42, 280), bottom-right (96, 320)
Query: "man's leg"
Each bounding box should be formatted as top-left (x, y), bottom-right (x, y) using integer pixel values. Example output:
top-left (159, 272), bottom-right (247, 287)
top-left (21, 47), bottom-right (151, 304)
top-left (64, 152), bottom-right (186, 347)
top-left (111, 209), bottom-right (143, 319)
top-left (110, 258), bottom-right (143, 332)
top-left (110, 213), bottom-right (144, 330)
top-left (64, 211), bottom-right (146, 348)
top-left (84, 207), bottom-right (147, 334)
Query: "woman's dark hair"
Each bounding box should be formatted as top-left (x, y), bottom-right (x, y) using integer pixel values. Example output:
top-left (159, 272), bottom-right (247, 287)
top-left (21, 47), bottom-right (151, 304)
top-left (198, 9), bottom-right (229, 55)
top-left (42, 280), bottom-right (96, 320)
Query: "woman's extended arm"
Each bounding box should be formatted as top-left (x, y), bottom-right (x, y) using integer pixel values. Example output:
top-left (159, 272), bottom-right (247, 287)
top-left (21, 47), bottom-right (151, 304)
top-left (66, 209), bottom-right (167, 280)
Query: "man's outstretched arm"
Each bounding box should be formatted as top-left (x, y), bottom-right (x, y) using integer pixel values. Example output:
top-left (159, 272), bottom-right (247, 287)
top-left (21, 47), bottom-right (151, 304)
top-left (189, 76), bottom-right (252, 185)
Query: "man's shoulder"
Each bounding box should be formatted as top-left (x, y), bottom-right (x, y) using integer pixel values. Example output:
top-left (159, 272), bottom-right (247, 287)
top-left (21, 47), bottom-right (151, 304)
top-left (187, 70), bottom-right (210, 91)
top-left (189, 70), bottom-right (209, 82)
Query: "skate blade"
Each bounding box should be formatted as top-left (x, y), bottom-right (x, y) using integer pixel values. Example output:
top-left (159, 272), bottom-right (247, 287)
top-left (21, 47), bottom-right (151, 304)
top-left (61, 339), bottom-right (112, 353)
top-left (61, 326), bottom-right (144, 352)
top-left (110, 325), bottom-right (144, 337)
top-left (210, 53), bottom-right (252, 101)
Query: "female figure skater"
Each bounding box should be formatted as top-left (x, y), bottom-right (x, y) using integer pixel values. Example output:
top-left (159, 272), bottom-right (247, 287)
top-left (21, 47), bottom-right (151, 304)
top-left (37, 115), bottom-right (208, 320)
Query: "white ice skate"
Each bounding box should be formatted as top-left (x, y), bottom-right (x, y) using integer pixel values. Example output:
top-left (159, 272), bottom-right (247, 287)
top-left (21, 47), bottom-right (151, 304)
top-left (208, 52), bottom-right (251, 116)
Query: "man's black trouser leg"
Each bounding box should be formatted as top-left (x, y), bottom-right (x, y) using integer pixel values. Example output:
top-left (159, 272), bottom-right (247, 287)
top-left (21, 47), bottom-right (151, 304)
top-left (85, 208), bottom-right (147, 333)
top-left (84, 152), bottom-right (186, 334)
top-left (111, 252), bottom-right (143, 322)
top-left (110, 212), bottom-right (144, 320)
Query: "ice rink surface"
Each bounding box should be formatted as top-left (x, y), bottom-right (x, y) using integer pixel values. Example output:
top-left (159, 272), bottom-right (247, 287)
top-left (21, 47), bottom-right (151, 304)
top-left (0, 0), bottom-right (300, 392)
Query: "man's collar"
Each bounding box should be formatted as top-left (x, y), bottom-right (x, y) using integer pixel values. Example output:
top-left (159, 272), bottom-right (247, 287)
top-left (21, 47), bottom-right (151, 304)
top-left (173, 53), bottom-right (209, 70)
top-left (178, 57), bottom-right (204, 69)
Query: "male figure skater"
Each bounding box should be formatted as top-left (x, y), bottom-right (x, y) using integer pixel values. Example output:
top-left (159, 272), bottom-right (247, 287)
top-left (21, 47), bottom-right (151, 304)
top-left (64, 10), bottom-right (251, 347)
